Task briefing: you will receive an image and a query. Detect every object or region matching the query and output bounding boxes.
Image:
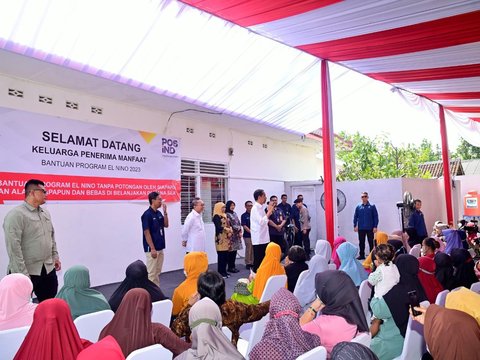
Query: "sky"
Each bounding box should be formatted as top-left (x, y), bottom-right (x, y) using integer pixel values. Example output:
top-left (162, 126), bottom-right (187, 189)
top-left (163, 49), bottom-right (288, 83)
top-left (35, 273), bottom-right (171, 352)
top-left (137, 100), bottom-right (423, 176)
top-left (328, 63), bottom-right (461, 151)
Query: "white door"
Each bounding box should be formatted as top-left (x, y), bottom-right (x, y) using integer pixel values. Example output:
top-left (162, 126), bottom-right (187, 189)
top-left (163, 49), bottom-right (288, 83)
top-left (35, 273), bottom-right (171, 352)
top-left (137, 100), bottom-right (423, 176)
top-left (291, 186), bottom-right (317, 251)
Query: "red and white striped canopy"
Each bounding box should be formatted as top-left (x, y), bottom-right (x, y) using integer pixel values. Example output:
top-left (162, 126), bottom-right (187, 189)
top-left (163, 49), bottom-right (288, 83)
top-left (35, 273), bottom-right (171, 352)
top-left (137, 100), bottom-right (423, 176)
top-left (181, 0), bottom-right (480, 123)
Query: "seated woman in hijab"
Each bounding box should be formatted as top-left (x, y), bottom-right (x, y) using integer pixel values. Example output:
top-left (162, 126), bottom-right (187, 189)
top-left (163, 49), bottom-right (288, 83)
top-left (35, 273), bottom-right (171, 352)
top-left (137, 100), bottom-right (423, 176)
top-left (443, 229), bottom-right (463, 255)
top-left (172, 252), bottom-right (208, 316)
top-left (77, 336), bottom-right (125, 360)
top-left (250, 288), bottom-right (321, 360)
top-left (108, 260), bottom-right (167, 312)
top-left (337, 242), bottom-right (368, 286)
top-left (434, 252), bottom-right (455, 290)
top-left (387, 239), bottom-right (407, 259)
top-left (300, 270), bottom-right (369, 356)
top-left (315, 239), bottom-right (332, 262)
top-left (446, 286), bottom-right (480, 325)
top-left (331, 237), bottom-right (346, 269)
top-left (56, 265), bottom-right (110, 319)
top-left (418, 238), bottom-right (444, 304)
top-left (362, 231), bottom-right (389, 271)
top-left (14, 298), bottom-right (92, 360)
top-left (390, 230), bottom-right (410, 252)
top-left (172, 270), bottom-right (269, 346)
top-left (411, 304), bottom-right (480, 360)
top-left (100, 288), bottom-right (190, 358)
top-left (284, 245), bottom-right (309, 292)
top-left (451, 248), bottom-right (478, 289)
top-left (237, 242), bottom-right (285, 302)
top-left (370, 254), bottom-right (427, 360)
top-left (293, 254), bottom-right (329, 312)
top-left (0, 273), bottom-right (37, 331)
top-left (174, 297), bottom-right (244, 360)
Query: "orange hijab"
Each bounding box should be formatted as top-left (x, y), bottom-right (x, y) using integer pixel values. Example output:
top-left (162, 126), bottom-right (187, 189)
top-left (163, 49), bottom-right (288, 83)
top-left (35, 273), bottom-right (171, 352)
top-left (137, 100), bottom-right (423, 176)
top-left (253, 242), bottom-right (285, 299)
top-left (362, 231), bottom-right (388, 269)
top-left (172, 252), bottom-right (208, 315)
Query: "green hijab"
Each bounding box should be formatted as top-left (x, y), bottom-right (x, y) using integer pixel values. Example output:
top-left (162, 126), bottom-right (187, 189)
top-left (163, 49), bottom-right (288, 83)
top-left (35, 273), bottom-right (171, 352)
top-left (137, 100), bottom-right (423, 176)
top-left (56, 265), bottom-right (110, 319)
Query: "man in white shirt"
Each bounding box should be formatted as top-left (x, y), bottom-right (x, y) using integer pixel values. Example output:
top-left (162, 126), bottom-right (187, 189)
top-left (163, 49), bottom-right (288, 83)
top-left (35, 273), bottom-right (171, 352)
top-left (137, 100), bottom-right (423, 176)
top-left (250, 189), bottom-right (274, 272)
top-left (181, 197), bottom-right (206, 252)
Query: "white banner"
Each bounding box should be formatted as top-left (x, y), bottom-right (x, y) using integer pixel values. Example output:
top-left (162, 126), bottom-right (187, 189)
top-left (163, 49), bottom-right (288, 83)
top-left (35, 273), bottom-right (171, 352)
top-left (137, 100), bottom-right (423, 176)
top-left (0, 108), bottom-right (181, 203)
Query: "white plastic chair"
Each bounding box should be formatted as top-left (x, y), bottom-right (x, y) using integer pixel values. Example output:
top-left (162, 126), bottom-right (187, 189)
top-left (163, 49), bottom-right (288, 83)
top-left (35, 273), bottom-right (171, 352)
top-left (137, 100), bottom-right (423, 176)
top-left (327, 263), bottom-right (337, 270)
top-left (74, 309), bottom-right (114, 342)
top-left (151, 299), bottom-right (173, 327)
top-left (260, 275), bottom-right (287, 302)
top-left (409, 244), bottom-right (421, 258)
top-left (237, 312), bottom-right (270, 360)
top-left (293, 270), bottom-right (309, 298)
top-left (435, 289), bottom-right (450, 306)
top-left (295, 345), bottom-right (327, 360)
top-left (222, 326), bottom-right (232, 341)
top-left (393, 301), bottom-right (430, 360)
top-left (358, 280), bottom-right (372, 325)
top-left (471, 282), bottom-right (480, 293)
top-left (0, 325), bottom-right (30, 360)
top-left (126, 344), bottom-right (173, 360)
top-left (351, 332), bottom-right (371, 348)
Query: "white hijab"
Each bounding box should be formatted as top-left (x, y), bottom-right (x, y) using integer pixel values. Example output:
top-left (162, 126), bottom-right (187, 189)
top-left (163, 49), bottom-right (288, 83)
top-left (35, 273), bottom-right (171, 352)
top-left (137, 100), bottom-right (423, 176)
top-left (174, 297), bottom-right (244, 360)
top-left (294, 255), bottom-right (328, 311)
top-left (315, 240), bottom-right (332, 262)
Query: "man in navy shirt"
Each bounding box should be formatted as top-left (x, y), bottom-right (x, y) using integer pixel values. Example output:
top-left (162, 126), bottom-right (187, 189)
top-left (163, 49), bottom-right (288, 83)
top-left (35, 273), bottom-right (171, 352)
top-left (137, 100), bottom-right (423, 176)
top-left (407, 199), bottom-right (428, 248)
top-left (141, 191), bottom-right (169, 286)
top-left (268, 195), bottom-right (287, 255)
top-left (241, 201), bottom-right (253, 270)
top-left (353, 192), bottom-right (379, 259)
top-left (277, 194), bottom-right (292, 226)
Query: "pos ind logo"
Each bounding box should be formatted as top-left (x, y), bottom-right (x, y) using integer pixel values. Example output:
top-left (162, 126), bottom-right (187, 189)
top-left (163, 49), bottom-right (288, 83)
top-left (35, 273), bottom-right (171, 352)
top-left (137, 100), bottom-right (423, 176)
top-left (162, 138), bottom-right (178, 155)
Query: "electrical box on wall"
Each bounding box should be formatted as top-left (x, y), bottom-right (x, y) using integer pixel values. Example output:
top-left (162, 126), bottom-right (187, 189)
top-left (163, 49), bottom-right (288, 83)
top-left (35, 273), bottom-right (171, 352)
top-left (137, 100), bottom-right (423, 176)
top-left (228, 147), bottom-right (234, 156)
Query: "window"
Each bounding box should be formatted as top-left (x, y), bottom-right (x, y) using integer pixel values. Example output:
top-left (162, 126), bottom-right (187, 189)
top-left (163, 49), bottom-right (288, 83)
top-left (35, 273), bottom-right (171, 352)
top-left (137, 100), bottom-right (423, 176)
top-left (181, 159), bottom-right (228, 223)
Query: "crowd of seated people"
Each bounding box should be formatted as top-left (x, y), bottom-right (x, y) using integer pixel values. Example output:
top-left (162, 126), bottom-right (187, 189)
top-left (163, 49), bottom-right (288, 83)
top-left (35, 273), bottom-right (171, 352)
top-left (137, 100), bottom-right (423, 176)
top-left (1, 225), bottom-right (480, 360)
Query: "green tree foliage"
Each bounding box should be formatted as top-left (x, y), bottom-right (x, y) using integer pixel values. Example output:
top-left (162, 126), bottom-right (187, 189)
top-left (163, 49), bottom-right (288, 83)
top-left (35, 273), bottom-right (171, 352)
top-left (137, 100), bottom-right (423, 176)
top-left (452, 138), bottom-right (480, 160)
top-left (335, 132), bottom-right (441, 181)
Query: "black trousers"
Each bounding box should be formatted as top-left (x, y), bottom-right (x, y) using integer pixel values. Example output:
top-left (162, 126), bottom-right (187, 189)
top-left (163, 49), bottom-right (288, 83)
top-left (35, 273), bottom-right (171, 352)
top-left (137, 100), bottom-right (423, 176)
top-left (358, 230), bottom-right (374, 257)
top-left (253, 243), bottom-right (268, 273)
top-left (30, 266), bottom-right (58, 302)
top-left (302, 229), bottom-right (311, 258)
top-left (227, 250), bottom-right (238, 270)
top-left (269, 234), bottom-right (286, 254)
top-left (217, 251), bottom-right (229, 275)
top-left (294, 230), bottom-right (303, 247)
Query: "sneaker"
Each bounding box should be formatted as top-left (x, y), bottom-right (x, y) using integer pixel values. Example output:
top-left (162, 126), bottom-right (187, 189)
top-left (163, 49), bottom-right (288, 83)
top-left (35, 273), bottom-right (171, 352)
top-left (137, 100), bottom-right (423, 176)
top-left (228, 268), bottom-right (240, 273)
top-left (356, 255), bottom-right (365, 260)
top-left (221, 272), bottom-right (230, 279)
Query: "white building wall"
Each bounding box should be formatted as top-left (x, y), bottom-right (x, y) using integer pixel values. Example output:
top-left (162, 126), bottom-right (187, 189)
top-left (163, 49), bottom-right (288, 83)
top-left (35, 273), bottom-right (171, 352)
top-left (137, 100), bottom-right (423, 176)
top-left (0, 74), bottom-right (321, 286)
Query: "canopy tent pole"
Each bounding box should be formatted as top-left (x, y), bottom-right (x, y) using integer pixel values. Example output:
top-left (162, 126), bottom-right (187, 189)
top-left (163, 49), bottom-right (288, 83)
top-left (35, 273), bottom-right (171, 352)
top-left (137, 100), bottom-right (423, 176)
top-left (321, 60), bottom-right (337, 246)
top-left (439, 105), bottom-right (454, 226)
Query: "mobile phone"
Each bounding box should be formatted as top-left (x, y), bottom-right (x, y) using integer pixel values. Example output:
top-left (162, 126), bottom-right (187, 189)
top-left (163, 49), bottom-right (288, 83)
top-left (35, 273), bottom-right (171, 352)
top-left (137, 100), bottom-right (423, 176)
top-left (408, 290), bottom-right (421, 316)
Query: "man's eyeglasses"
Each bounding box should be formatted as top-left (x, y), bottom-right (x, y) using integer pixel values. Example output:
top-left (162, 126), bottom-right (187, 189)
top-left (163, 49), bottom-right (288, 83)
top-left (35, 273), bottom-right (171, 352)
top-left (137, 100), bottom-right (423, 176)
top-left (32, 188), bottom-right (47, 194)
top-left (361, 195), bottom-right (368, 198)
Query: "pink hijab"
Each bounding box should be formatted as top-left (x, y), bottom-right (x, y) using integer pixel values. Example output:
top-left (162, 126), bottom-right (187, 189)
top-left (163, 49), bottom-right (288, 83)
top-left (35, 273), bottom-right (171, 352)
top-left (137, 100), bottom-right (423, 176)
top-left (0, 274), bottom-right (37, 331)
top-left (332, 237), bottom-right (347, 269)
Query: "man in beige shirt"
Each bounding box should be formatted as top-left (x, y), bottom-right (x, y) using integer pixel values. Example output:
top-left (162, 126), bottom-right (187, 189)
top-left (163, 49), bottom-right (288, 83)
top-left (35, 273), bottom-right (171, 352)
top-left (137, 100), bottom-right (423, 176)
top-left (294, 198), bottom-right (312, 260)
top-left (3, 179), bottom-right (61, 302)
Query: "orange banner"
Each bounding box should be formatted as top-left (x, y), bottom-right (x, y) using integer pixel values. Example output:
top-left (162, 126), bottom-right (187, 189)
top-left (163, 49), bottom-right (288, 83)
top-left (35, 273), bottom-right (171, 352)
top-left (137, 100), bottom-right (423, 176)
top-left (0, 172), bottom-right (180, 204)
